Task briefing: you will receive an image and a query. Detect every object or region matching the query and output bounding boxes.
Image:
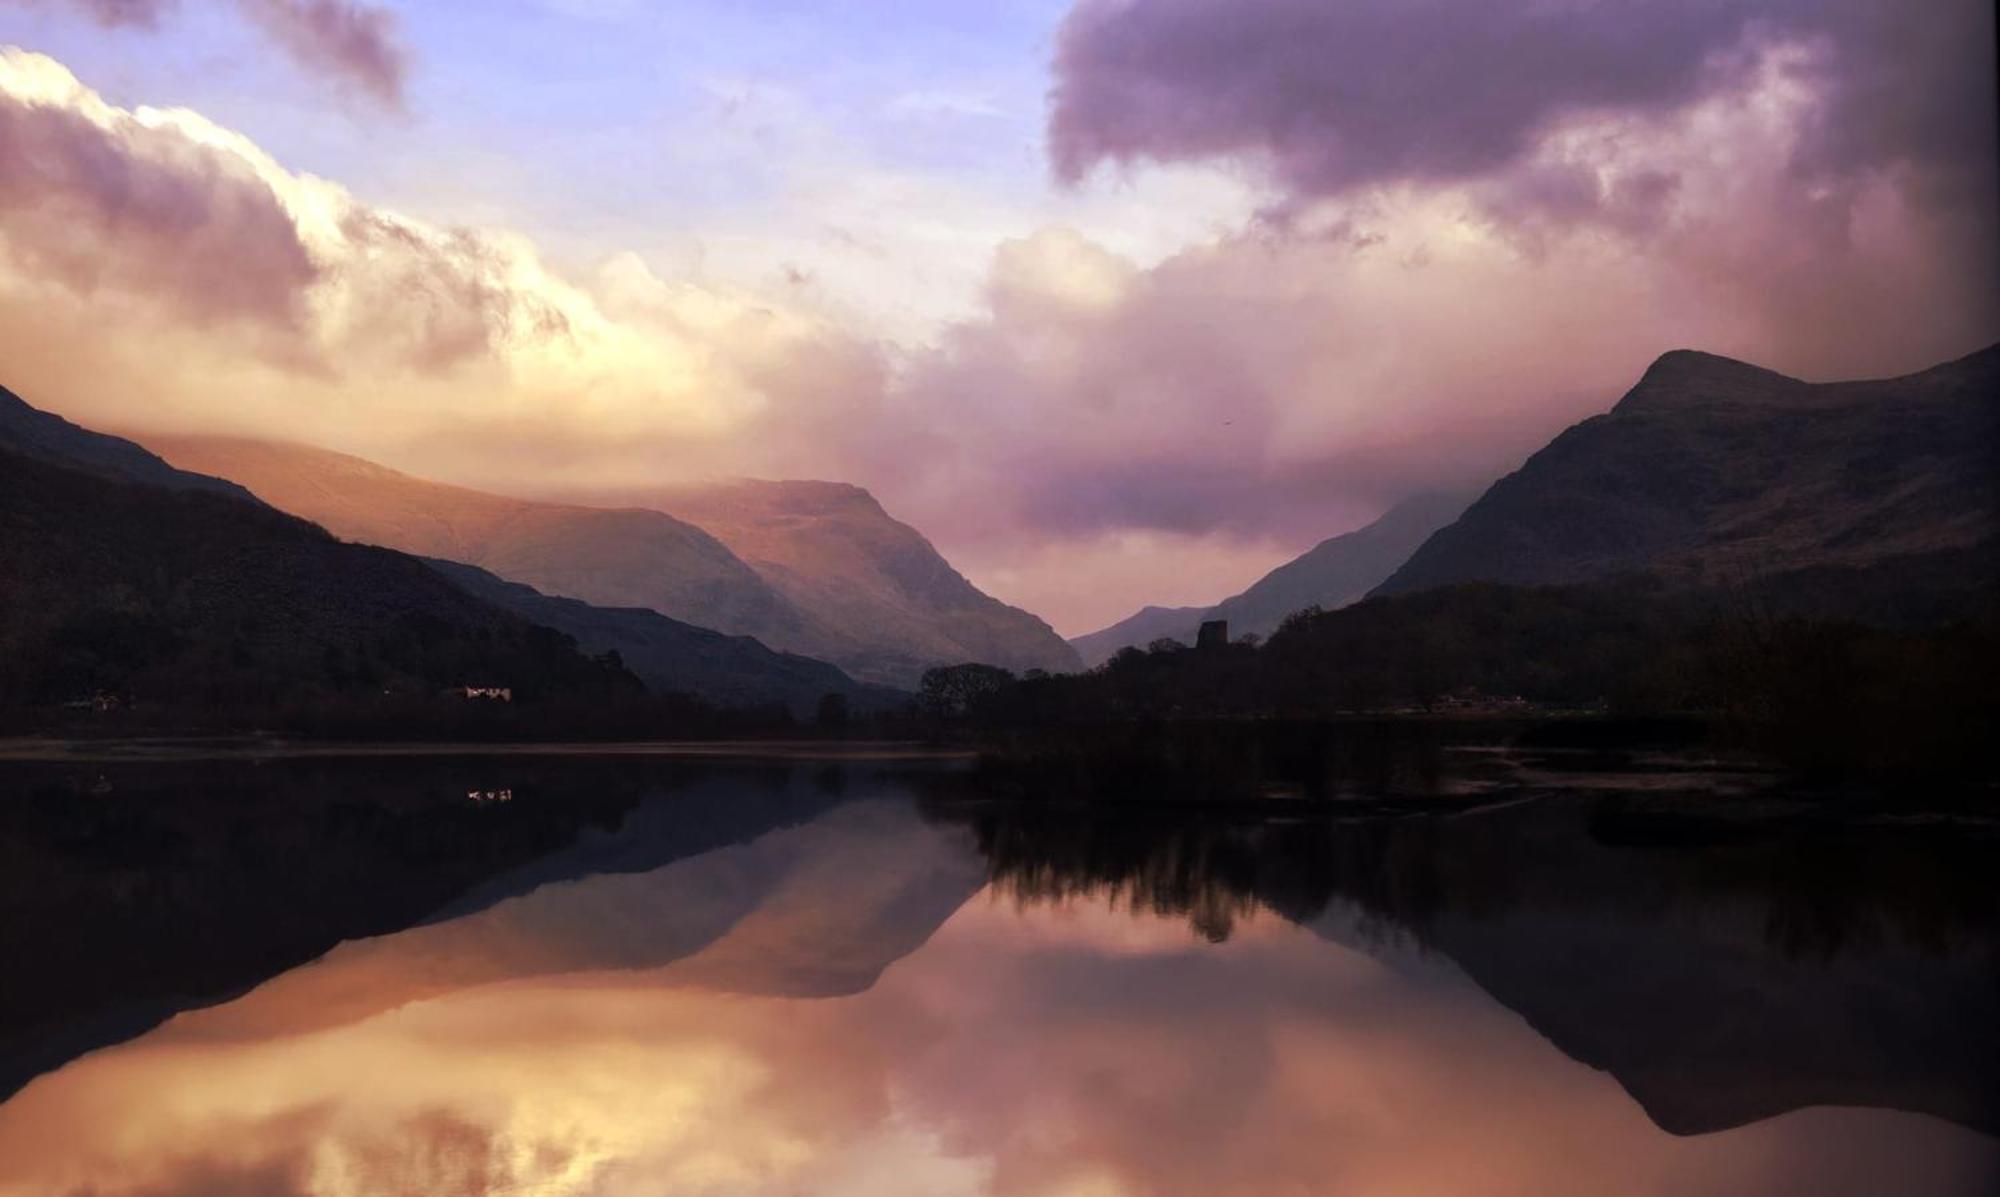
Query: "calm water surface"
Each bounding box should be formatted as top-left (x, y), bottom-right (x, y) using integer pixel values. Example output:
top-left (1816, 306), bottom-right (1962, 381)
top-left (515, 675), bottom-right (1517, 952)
top-left (0, 752), bottom-right (1993, 1196)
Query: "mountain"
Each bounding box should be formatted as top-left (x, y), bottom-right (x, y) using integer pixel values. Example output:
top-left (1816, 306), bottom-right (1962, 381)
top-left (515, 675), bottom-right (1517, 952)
top-left (141, 438), bottom-right (1078, 687)
top-left (426, 558), bottom-right (898, 716)
top-left (1375, 345), bottom-right (2000, 599)
top-left (1, 384), bottom-right (255, 501)
top-left (1070, 606), bottom-right (1208, 669)
top-left (561, 480), bottom-right (1082, 685)
top-left (1205, 492), bottom-right (1475, 638)
top-left (139, 434), bottom-right (821, 656)
top-left (0, 444), bottom-right (634, 714)
top-left (1069, 493), bottom-right (1472, 666)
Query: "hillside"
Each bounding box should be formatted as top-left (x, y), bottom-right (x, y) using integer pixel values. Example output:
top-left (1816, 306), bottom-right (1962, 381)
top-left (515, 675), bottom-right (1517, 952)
top-left (140, 436), bottom-right (820, 657)
top-left (1069, 492), bottom-right (1472, 666)
top-left (427, 559), bottom-right (900, 716)
top-left (0, 446), bottom-right (635, 717)
top-left (1376, 345), bottom-right (2000, 599)
top-left (1, 384), bottom-right (254, 501)
top-left (1204, 492), bottom-right (1475, 638)
top-left (564, 480), bottom-right (1082, 685)
top-left (1070, 606), bottom-right (1208, 669)
top-left (143, 439), bottom-right (1078, 687)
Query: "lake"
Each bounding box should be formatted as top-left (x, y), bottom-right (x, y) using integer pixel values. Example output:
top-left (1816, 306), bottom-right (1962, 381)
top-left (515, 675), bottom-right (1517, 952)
top-left (0, 747), bottom-right (1994, 1195)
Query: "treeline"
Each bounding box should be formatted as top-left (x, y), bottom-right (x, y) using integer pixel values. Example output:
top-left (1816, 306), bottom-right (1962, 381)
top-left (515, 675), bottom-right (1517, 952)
top-left (920, 577), bottom-right (2000, 782)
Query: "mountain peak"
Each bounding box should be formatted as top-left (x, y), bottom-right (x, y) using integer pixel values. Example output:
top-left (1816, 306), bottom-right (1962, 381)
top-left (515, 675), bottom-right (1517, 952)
top-left (1375, 343), bottom-right (1996, 597)
top-left (1616, 349), bottom-right (1802, 411)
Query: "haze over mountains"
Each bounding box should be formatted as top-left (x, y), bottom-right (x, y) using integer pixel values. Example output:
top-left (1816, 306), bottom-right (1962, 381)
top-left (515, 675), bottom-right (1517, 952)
top-left (145, 437), bottom-right (1079, 687)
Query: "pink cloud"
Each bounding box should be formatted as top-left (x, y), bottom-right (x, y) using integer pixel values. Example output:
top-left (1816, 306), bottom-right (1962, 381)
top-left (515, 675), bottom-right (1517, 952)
top-left (0, 70), bottom-right (318, 327)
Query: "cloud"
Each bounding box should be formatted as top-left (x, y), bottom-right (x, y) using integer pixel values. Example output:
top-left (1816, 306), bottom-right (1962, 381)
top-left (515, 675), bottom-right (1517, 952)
top-left (0, 47), bottom-right (319, 327)
top-left (0, 31), bottom-right (1994, 635)
top-left (0, 48), bottom-right (865, 479)
top-left (63, 0), bottom-right (166, 25)
top-left (6, 0), bottom-right (408, 105)
top-left (235, 0), bottom-right (407, 108)
top-left (904, 18), bottom-right (2000, 581)
top-left (1050, 0), bottom-right (1998, 220)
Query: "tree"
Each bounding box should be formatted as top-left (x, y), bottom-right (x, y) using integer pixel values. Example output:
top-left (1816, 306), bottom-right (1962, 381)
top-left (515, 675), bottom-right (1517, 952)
top-left (815, 691), bottom-right (851, 731)
top-left (920, 663), bottom-right (1016, 720)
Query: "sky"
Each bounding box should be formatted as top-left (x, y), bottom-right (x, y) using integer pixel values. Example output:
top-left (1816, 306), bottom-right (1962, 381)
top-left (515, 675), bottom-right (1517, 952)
top-left (0, 0), bottom-right (1996, 634)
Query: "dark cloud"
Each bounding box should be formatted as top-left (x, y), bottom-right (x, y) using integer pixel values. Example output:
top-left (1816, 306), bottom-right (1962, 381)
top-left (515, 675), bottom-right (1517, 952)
top-left (2, 0), bottom-right (174, 27)
top-left (236, 0), bottom-right (407, 108)
top-left (73, 0), bottom-right (168, 25)
top-left (6, 0), bottom-right (408, 107)
top-left (0, 84), bottom-right (319, 327)
top-left (1050, 0), bottom-right (1998, 208)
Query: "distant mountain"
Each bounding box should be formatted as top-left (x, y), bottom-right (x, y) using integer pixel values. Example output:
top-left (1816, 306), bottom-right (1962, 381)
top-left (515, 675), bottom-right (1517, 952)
top-left (143, 438), bottom-right (1079, 687)
top-left (573, 480), bottom-right (1083, 686)
top-left (1070, 606), bottom-right (1208, 669)
top-left (1069, 493), bottom-right (1473, 666)
top-left (427, 558), bottom-right (901, 716)
top-left (1206, 492), bottom-right (1475, 638)
top-left (1376, 345), bottom-right (2000, 599)
top-left (1, 384), bottom-right (254, 502)
top-left (0, 444), bottom-right (633, 713)
top-left (141, 435), bottom-right (823, 655)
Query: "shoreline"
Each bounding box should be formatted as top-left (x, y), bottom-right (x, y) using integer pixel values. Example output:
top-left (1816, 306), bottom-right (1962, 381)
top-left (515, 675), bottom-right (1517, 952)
top-left (0, 737), bottom-right (978, 764)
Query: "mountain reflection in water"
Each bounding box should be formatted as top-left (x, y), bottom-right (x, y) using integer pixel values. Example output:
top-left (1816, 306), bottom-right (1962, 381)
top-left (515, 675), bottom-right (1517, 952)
top-left (0, 754), bottom-right (1993, 1196)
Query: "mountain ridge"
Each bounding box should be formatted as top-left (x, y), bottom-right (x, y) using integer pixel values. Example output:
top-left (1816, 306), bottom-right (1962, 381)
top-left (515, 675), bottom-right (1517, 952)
top-left (1, 385), bottom-right (258, 503)
top-left (534, 478), bottom-right (1084, 684)
top-left (1374, 342), bottom-right (2000, 597)
top-left (141, 436), bottom-right (1079, 687)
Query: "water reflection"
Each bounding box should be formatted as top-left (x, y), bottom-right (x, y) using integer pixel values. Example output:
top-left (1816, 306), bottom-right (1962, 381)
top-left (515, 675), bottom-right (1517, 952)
top-left (934, 796), bottom-right (2000, 1137)
top-left (0, 755), bottom-right (1993, 1196)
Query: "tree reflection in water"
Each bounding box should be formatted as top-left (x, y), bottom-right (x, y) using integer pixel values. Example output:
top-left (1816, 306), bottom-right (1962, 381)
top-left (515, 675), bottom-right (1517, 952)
top-left (925, 788), bottom-right (2000, 1136)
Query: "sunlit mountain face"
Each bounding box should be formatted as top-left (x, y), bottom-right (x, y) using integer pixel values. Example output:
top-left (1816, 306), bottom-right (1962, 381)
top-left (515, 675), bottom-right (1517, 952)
top-left (1, 756), bottom-right (1994, 1197)
top-left (1, 0), bottom-right (1994, 630)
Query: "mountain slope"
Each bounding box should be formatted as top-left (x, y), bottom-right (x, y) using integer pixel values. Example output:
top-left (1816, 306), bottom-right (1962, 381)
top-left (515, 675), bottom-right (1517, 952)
top-left (425, 558), bottom-right (899, 715)
top-left (143, 438), bottom-right (1078, 687)
top-left (1070, 606), bottom-right (1209, 669)
top-left (1376, 345), bottom-right (2000, 598)
top-left (1, 385), bottom-right (254, 502)
top-left (0, 445), bottom-right (633, 713)
top-left (140, 435), bottom-right (822, 655)
top-left (573, 480), bottom-right (1083, 685)
top-left (1204, 492), bottom-right (1475, 638)
top-left (1069, 492), bottom-right (1473, 666)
